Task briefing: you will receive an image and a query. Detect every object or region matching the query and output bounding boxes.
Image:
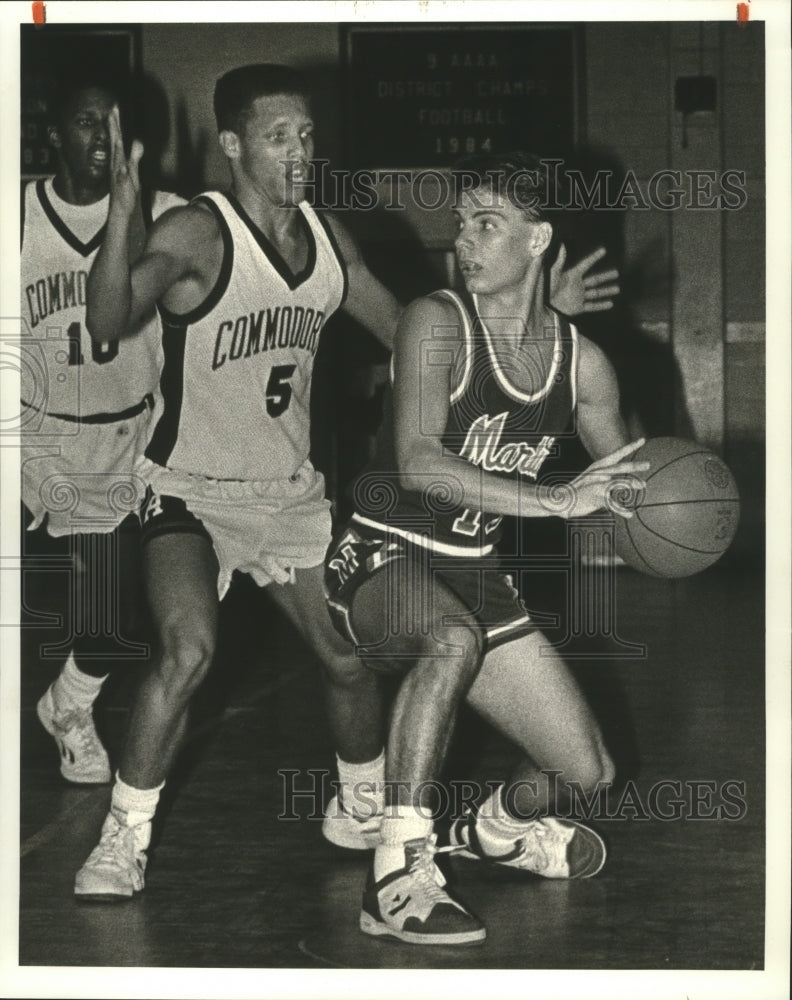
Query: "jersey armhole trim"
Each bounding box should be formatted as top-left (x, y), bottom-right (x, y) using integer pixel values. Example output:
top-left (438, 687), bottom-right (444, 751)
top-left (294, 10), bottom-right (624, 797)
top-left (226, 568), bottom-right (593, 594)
top-left (141, 187), bottom-right (154, 231)
top-left (313, 210), bottom-right (349, 309)
top-left (428, 289), bottom-right (471, 403)
top-left (568, 319), bottom-right (579, 410)
top-left (157, 195), bottom-right (234, 327)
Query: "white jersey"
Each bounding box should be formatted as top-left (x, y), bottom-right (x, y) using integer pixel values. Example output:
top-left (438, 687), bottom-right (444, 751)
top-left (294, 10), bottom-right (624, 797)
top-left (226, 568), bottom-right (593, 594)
top-left (21, 179), bottom-right (183, 418)
top-left (144, 192), bottom-right (347, 481)
top-left (20, 181), bottom-right (185, 536)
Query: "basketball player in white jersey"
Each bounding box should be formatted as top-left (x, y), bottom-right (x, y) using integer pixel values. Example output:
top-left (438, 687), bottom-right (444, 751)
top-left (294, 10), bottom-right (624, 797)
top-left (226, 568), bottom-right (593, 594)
top-left (75, 64), bottom-right (622, 900)
top-left (21, 75), bottom-right (183, 785)
top-left (322, 154), bottom-right (650, 944)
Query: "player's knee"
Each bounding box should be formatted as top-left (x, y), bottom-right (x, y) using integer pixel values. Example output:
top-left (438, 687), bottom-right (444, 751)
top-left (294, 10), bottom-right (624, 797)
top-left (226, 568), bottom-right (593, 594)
top-left (598, 748), bottom-right (616, 787)
top-left (410, 626), bottom-right (481, 681)
top-left (156, 620), bottom-right (215, 699)
top-left (320, 647), bottom-right (369, 686)
top-left (568, 746), bottom-right (615, 795)
top-left (439, 624), bottom-right (481, 661)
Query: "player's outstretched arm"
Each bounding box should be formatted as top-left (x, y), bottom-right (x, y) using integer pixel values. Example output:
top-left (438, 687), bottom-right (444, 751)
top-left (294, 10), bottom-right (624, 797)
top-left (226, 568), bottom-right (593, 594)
top-left (575, 336), bottom-right (632, 458)
top-left (570, 336), bottom-right (650, 518)
top-left (549, 244), bottom-right (620, 316)
top-left (322, 212), bottom-right (403, 350)
top-left (87, 206), bottom-right (218, 341)
top-left (86, 107), bottom-right (217, 341)
top-left (85, 104), bottom-right (145, 341)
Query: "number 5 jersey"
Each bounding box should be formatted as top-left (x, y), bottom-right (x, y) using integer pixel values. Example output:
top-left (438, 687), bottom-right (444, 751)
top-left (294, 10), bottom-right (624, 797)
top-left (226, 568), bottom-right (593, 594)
top-left (144, 191), bottom-right (347, 482)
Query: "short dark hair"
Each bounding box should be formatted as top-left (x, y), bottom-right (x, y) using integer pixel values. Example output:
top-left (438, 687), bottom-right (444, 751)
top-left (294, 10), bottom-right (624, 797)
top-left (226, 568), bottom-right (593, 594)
top-left (451, 151), bottom-right (562, 223)
top-left (213, 64), bottom-right (310, 134)
top-left (50, 70), bottom-right (118, 127)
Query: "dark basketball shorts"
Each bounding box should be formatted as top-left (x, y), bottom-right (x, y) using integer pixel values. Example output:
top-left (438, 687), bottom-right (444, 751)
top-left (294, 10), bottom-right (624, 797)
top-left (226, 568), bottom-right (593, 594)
top-left (323, 515), bottom-right (535, 663)
top-left (139, 487), bottom-right (213, 545)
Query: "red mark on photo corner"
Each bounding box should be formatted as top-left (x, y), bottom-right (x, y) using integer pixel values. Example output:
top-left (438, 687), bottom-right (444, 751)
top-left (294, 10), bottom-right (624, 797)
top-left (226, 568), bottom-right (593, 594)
top-left (32, 1), bottom-right (46, 24)
top-left (737, 1), bottom-right (750, 23)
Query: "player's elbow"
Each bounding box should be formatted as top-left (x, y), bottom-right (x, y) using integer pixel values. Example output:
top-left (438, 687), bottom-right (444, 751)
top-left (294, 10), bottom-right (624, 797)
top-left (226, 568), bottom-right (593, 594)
top-left (85, 278), bottom-right (132, 341)
top-left (85, 279), bottom-right (118, 342)
top-left (397, 442), bottom-right (454, 498)
top-left (84, 306), bottom-right (113, 342)
top-left (397, 439), bottom-right (429, 485)
top-left (85, 309), bottom-right (122, 343)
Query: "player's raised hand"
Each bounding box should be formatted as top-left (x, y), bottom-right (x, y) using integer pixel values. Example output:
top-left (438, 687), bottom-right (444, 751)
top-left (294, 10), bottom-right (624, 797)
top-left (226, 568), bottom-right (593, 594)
top-left (565, 438), bottom-right (650, 518)
top-left (107, 105), bottom-right (144, 220)
top-left (549, 244), bottom-right (621, 316)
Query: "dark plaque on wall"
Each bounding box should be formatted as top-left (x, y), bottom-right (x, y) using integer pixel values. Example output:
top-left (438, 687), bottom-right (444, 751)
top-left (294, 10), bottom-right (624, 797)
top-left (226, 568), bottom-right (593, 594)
top-left (21, 25), bottom-right (140, 180)
top-left (343, 23), bottom-right (581, 170)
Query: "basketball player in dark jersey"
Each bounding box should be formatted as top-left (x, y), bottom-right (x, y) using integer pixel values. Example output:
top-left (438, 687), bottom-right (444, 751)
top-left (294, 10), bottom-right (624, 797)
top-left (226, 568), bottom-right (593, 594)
top-left (323, 154), bottom-right (650, 944)
top-left (21, 74), bottom-right (182, 786)
top-left (76, 65), bottom-right (621, 900)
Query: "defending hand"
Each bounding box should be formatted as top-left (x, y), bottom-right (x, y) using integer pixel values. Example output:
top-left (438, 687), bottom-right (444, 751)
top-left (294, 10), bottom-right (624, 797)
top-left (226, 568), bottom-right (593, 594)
top-left (549, 244), bottom-right (620, 316)
top-left (107, 105), bottom-right (144, 220)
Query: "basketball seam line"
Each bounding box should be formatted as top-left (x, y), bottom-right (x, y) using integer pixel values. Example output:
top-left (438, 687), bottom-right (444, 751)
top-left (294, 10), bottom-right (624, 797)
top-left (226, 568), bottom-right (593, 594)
top-left (634, 511), bottom-right (734, 554)
top-left (643, 449), bottom-right (714, 484)
top-left (624, 519), bottom-right (665, 576)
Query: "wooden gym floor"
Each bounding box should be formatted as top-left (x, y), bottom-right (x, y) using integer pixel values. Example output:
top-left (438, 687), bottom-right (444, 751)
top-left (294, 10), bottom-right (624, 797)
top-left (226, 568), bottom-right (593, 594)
top-left (18, 561), bottom-right (766, 972)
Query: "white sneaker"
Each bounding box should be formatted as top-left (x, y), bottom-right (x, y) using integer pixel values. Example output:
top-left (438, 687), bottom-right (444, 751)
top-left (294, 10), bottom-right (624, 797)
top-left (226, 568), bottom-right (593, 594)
top-left (322, 793), bottom-right (382, 850)
top-left (450, 808), bottom-right (606, 879)
top-left (36, 684), bottom-right (111, 784)
top-left (361, 835), bottom-right (486, 945)
top-left (74, 811), bottom-right (150, 900)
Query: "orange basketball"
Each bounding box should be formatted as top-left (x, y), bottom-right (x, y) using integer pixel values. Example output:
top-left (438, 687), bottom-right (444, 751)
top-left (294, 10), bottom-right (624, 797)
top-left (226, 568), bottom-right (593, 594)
top-left (613, 437), bottom-right (740, 578)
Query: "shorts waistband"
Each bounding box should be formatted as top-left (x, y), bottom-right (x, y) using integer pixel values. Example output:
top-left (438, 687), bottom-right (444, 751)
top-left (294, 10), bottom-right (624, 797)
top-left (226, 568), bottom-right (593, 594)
top-left (21, 393), bottom-right (154, 425)
top-left (350, 512), bottom-right (495, 557)
top-left (137, 455), bottom-right (323, 503)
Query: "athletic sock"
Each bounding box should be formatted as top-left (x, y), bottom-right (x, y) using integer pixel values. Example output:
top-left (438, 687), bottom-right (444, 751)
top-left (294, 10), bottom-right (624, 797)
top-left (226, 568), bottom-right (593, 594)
top-left (336, 749), bottom-right (385, 819)
top-left (374, 807), bottom-right (434, 880)
top-left (473, 786), bottom-right (535, 842)
top-left (111, 772), bottom-right (164, 828)
top-left (50, 652), bottom-right (107, 715)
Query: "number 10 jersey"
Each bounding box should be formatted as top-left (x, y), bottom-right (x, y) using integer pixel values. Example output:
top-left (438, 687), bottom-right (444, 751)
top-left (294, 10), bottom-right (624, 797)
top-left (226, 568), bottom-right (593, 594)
top-left (20, 178), bottom-right (164, 418)
top-left (144, 192), bottom-right (347, 482)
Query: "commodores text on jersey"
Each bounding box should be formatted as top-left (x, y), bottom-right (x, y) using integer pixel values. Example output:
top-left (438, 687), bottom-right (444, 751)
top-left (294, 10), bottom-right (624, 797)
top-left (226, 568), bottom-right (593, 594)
top-left (211, 304), bottom-right (325, 370)
top-left (25, 269), bottom-right (87, 327)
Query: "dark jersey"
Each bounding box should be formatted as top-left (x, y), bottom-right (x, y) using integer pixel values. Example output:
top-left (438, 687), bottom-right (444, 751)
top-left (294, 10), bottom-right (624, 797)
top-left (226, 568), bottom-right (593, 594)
top-left (351, 288), bottom-right (578, 554)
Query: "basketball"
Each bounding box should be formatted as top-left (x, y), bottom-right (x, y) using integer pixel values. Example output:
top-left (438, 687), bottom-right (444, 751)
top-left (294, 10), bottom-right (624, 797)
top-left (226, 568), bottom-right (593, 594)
top-left (612, 437), bottom-right (740, 578)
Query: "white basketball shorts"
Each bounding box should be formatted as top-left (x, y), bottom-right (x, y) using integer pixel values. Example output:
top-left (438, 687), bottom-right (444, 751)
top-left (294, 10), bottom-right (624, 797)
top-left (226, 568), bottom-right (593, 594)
top-left (136, 455), bottom-right (333, 598)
